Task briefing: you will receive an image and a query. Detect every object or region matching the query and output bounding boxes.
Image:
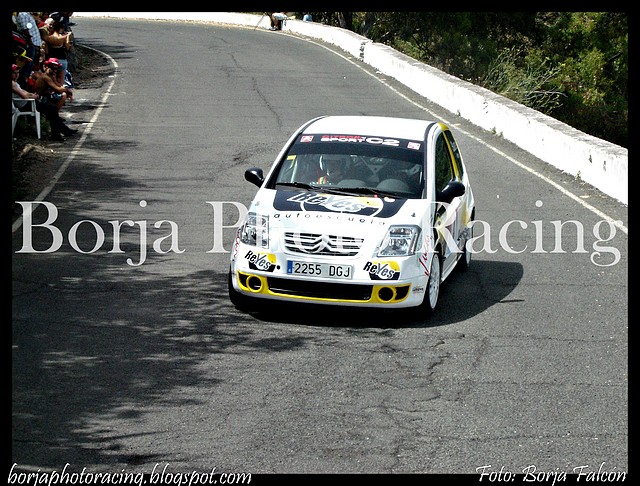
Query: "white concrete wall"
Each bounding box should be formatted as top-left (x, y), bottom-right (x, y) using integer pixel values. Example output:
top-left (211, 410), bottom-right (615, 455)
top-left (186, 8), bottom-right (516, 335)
top-left (74, 12), bottom-right (628, 205)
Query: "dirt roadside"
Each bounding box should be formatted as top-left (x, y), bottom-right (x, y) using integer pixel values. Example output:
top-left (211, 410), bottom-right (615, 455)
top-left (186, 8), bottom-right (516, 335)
top-left (11, 44), bottom-right (112, 218)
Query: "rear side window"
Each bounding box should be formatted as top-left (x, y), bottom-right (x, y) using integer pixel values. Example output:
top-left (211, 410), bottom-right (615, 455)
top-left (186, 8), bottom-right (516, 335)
top-left (443, 130), bottom-right (464, 179)
top-left (434, 134), bottom-right (454, 191)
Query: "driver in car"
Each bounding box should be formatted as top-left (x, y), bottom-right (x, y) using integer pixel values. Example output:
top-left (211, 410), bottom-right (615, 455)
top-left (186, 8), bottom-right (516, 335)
top-left (317, 154), bottom-right (350, 184)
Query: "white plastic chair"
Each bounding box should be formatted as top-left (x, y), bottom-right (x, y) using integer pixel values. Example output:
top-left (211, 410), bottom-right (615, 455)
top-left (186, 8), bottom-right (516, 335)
top-left (12, 98), bottom-right (41, 139)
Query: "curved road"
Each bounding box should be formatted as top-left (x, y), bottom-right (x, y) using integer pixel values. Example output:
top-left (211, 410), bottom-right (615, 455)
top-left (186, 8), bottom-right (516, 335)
top-left (12, 18), bottom-right (628, 476)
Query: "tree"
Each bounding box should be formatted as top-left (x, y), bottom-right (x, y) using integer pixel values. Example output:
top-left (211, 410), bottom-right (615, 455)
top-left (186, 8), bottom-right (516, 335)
top-left (536, 12), bottom-right (627, 146)
top-left (300, 11), bottom-right (627, 147)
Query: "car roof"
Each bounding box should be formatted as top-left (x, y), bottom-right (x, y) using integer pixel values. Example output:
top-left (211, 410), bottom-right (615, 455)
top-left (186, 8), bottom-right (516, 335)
top-left (302, 115), bottom-right (439, 141)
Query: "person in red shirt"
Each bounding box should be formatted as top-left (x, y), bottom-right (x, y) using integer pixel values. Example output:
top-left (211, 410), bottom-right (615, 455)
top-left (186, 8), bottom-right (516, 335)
top-left (32, 58), bottom-right (73, 111)
top-left (12, 63), bottom-right (76, 141)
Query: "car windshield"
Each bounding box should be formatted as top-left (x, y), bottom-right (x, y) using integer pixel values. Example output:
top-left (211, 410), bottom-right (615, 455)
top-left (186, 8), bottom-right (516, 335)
top-left (267, 134), bottom-right (425, 199)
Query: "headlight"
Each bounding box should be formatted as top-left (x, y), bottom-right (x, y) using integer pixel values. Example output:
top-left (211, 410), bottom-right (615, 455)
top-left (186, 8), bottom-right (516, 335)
top-left (240, 212), bottom-right (269, 248)
top-left (378, 225), bottom-right (420, 256)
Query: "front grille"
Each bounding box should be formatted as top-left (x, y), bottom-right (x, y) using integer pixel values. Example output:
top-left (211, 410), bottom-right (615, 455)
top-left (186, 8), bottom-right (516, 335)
top-left (267, 277), bottom-right (373, 301)
top-left (284, 232), bottom-right (363, 256)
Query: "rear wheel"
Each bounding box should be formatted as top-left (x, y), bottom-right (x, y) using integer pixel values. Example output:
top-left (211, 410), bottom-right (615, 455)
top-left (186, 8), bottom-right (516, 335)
top-left (458, 213), bottom-right (474, 272)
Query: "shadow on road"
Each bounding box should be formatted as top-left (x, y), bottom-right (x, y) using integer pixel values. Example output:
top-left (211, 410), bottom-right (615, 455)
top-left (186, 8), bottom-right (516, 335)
top-left (13, 225), bottom-right (522, 471)
top-left (248, 259), bottom-right (524, 328)
top-left (11, 119), bottom-right (524, 472)
top-left (12, 33), bottom-right (526, 471)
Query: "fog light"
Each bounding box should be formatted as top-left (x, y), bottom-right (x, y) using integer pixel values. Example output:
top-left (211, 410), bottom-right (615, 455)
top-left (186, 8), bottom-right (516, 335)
top-left (378, 287), bottom-right (394, 302)
top-left (247, 276), bottom-right (263, 292)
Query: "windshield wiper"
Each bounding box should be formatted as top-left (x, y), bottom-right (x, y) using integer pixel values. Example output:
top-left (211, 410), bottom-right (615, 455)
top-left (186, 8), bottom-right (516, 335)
top-left (275, 181), bottom-right (316, 190)
top-left (276, 182), bottom-right (360, 195)
top-left (276, 182), bottom-right (405, 198)
top-left (334, 186), bottom-right (406, 198)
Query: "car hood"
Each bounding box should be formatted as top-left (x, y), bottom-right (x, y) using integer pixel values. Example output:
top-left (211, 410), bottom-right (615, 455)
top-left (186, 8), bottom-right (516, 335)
top-left (252, 189), bottom-right (428, 234)
top-left (272, 189), bottom-right (409, 217)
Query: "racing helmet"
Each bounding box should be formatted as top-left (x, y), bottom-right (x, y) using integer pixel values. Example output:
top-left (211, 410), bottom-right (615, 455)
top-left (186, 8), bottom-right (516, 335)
top-left (320, 154), bottom-right (350, 176)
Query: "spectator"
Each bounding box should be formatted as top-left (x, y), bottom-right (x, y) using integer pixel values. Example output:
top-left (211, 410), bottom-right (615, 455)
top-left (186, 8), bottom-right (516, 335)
top-left (34, 12), bottom-right (49, 26)
top-left (43, 18), bottom-right (73, 86)
top-left (33, 12), bottom-right (49, 30)
top-left (14, 12), bottom-right (43, 87)
top-left (61, 12), bottom-right (75, 32)
top-left (32, 58), bottom-right (73, 111)
top-left (11, 31), bottom-right (32, 72)
top-left (269, 12), bottom-right (287, 31)
top-left (33, 12), bottom-right (53, 61)
top-left (12, 63), bottom-right (76, 141)
top-left (303, 13), bottom-right (312, 22)
top-left (38, 18), bottom-right (54, 59)
top-left (32, 12), bottom-right (49, 68)
top-left (50, 12), bottom-right (74, 32)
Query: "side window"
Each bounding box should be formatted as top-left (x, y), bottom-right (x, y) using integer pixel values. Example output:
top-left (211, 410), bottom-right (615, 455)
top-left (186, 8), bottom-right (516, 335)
top-left (276, 155), bottom-right (297, 183)
top-left (444, 130), bottom-right (464, 179)
top-left (434, 133), bottom-right (454, 191)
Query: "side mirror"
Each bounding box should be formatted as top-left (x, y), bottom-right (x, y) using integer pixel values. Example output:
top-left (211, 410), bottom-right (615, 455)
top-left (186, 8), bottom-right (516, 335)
top-left (245, 168), bottom-right (264, 187)
top-left (436, 180), bottom-right (465, 203)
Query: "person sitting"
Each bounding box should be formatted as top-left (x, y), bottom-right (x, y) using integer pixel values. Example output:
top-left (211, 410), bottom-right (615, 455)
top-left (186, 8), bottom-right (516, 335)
top-left (317, 154), bottom-right (351, 184)
top-left (32, 57), bottom-right (73, 111)
top-left (12, 63), bottom-right (76, 141)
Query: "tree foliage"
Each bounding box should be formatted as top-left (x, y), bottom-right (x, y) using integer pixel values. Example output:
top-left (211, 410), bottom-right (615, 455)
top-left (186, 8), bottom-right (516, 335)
top-left (298, 12), bottom-right (627, 147)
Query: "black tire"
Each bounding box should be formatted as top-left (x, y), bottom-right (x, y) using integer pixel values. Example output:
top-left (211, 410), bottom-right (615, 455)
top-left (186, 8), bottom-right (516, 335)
top-left (427, 252), bottom-right (441, 313)
top-left (414, 251), bottom-right (441, 317)
top-left (228, 269), bottom-right (251, 310)
top-left (458, 212), bottom-right (474, 272)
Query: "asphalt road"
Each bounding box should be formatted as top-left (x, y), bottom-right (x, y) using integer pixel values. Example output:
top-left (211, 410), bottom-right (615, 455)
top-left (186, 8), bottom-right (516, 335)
top-left (12, 18), bottom-right (628, 478)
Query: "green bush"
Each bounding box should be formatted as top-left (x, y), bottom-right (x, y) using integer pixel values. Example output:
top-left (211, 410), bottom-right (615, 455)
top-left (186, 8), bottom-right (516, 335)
top-left (306, 12), bottom-right (627, 147)
top-left (482, 47), bottom-right (564, 114)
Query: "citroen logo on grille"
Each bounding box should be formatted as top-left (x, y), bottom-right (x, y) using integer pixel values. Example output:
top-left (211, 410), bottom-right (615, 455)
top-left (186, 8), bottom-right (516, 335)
top-left (284, 232), bottom-right (363, 256)
top-left (317, 234), bottom-right (331, 252)
top-left (297, 234), bottom-right (330, 253)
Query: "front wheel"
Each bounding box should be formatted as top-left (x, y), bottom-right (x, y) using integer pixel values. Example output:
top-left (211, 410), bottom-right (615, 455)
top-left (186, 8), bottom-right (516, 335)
top-left (423, 253), bottom-right (441, 313)
top-left (228, 269), bottom-right (251, 310)
top-left (416, 252), bottom-right (441, 316)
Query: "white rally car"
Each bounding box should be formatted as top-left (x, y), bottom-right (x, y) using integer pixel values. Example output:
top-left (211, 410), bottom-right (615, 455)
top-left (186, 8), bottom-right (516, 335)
top-left (229, 115), bottom-right (475, 314)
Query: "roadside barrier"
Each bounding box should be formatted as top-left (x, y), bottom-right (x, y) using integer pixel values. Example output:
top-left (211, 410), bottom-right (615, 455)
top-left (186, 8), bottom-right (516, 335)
top-left (74, 12), bottom-right (628, 205)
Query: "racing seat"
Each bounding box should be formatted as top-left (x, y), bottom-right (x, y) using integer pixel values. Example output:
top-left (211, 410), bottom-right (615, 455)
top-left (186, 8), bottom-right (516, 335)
top-left (336, 179), bottom-right (367, 187)
top-left (376, 178), bottom-right (411, 194)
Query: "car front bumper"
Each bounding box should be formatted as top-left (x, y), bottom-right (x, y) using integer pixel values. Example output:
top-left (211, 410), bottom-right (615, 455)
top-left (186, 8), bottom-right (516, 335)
top-left (230, 262), bottom-right (429, 308)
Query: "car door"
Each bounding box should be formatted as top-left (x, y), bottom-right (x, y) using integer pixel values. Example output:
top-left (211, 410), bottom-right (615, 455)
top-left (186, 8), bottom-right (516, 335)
top-left (433, 128), bottom-right (466, 279)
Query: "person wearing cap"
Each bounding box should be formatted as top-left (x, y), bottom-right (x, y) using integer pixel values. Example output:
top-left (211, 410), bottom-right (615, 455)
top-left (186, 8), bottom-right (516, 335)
top-left (33, 58), bottom-right (73, 111)
top-left (12, 63), bottom-right (76, 141)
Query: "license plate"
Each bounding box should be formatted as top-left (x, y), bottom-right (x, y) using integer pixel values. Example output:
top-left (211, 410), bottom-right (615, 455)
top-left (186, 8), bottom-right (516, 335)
top-left (287, 260), bottom-right (353, 279)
